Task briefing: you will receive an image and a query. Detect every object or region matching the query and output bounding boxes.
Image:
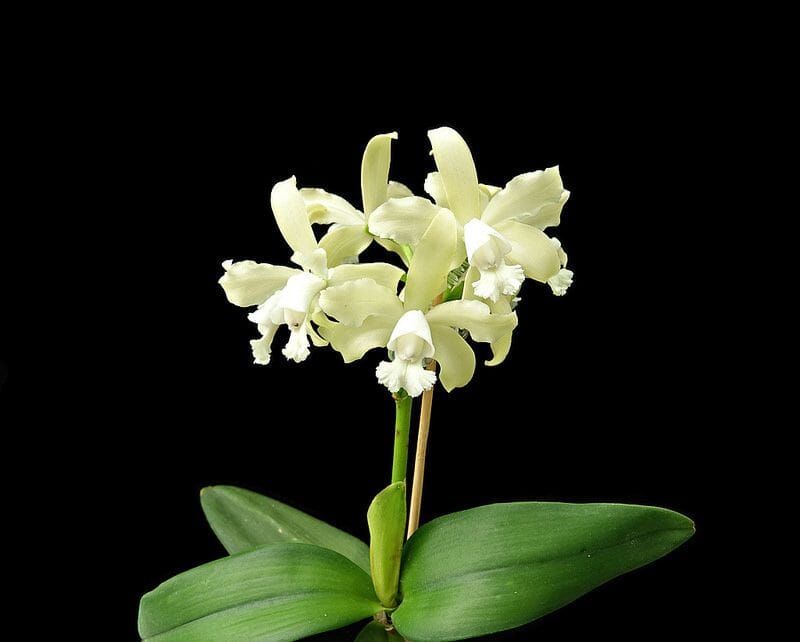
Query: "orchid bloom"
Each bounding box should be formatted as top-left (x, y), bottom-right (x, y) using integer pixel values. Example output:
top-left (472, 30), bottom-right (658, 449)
top-left (219, 177), bottom-right (404, 365)
top-left (318, 210), bottom-right (517, 397)
top-left (369, 126), bottom-right (572, 302)
top-left (300, 132), bottom-right (413, 267)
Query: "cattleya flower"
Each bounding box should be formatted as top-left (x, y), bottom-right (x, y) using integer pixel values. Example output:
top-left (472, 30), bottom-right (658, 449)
top-left (300, 132), bottom-right (413, 266)
top-left (219, 127), bottom-right (571, 396)
top-left (318, 210), bottom-right (517, 396)
top-left (369, 126), bottom-right (573, 303)
top-left (220, 177), bottom-right (403, 365)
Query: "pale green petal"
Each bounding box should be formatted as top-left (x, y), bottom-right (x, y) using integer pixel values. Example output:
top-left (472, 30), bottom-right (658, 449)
top-left (375, 237), bottom-right (411, 268)
top-left (219, 260), bottom-right (298, 307)
top-left (290, 247), bottom-right (329, 278)
top-left (361, 132), bottom-right (397, 215)
top-left (485, 296), bottom-right (513, 366)
top-left (497, 219), bottom-right (561, 282)
top-left (319, 314), bottom-right (397, 363)
top-left (429, 325), bottom-right (476, 392)
top-left (270, 176), bottom-right (318, 256)
top-left (306, 320), bottom-right (328, 347)
top-left (369, 196), bottom-right (441, 245)
top-left (481, 167), bottom-right (569, 229)
top-left (328, 262), bottom-right (405, 290)
top-left (478, 183), bottom-right (501, 213)
top-left (300, 187), bottom-right (364, 226)
top-left (388, 181), bottom-right (413, 198)
top-left (461, 265), bottom-right (479, 300)
top-left (404, 209), bottom-right (458, 312)
top-left (428, 127), bottom-right (481, 224)
top-left (423, 172), bottom-right (449, 208)
top-left (460, 265), bottom-right (521, 358)
top-left (480, 183), bottom-right (502, 198)
top-left (318, 224), bottom-right (372, 267)
top-left (486, 331), bottom-right (512, 366)
top-left (319, 279), bottom-right (404, 326)
top-left (425, 299), bottom-right (517, 344)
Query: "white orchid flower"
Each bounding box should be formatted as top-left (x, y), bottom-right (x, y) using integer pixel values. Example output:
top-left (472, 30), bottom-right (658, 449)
top-left (299, 132), bottom-right (413, 267)
top-left (318, 210), bottom-right (517, 397)
top-left (220, 177), bottom-right (404, 365)
top-left (369, 126), bottom-right (572, 302)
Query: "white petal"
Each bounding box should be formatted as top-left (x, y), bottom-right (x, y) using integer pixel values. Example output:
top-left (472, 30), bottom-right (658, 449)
top-left (471, 261), bottom-right (525, 303)
top-left (429, 325), bottom-right (475, 392)
top-left (481, 167), bottom-right (569, 229)
top-left (497, 219), bottom-right (561, 282)
top-left (279, 272), bottom-right (326, 313)
top-left (219, 260), bottom-right (298, 307)
top-left (318, 224), bottom-right (372, 267)
top-left (319, 279), bottom-right (404, 326)
top-left (423, 172), bottom-right (449, 208)
top-left (319, 314), bottom-right (397, 363)
top-left (375, 358), bottom-right (405, 393)
top-left (425, 299), bottom-right (517, 345)
top-left (369, 196), bottom-right (442, 245)
top-left (282, 328), bottom-right (310, 363)
top-left (327, 262), bottom-right (405, 291)
top-left (250, 329), bottom-right (276, 365)
top-left (404, 209), bottom-right (458, 312)
top-left (386, 310), bottom-right (435, 359)
top-left (387, 181), bottom-right (414, 198)
top-left (247, 290), bottom-right (283, 326)
top-left (361, 132), bottom-right (397, 215)
top-left (376, 358), bottom-right (436, 398)
top-left (494, 262), bottom-right (525, 296)
top-left (428, 127), bottom-right (481, 224)
top-left (270, 176), bottom-right (318, 256)
top-left (300, 188), bottom-right (365, 226)
top-left (548, 268), bottom-right (574, 296)
top-left (463, 218), bottom-right (511, 267)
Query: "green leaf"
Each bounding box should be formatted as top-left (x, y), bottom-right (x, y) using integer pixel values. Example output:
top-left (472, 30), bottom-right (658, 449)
top-left (367, 481), bottom-right (407, 607)
top-left (393, 502), bottom-right (694, 641)
top-left (355, 620), bottom-right (400, 641)
top-left (200, 485), bottom-right (370, 574)
top-left (138, 543), bottom-right (380, 641)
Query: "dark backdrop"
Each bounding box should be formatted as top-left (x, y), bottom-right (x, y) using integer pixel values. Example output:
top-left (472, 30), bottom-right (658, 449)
top-left (101, 52), bottom-right (723, 640)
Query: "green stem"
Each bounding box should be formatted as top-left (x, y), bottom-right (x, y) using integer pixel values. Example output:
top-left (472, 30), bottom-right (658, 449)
top-left (391, 393), bottom-right (413, 484)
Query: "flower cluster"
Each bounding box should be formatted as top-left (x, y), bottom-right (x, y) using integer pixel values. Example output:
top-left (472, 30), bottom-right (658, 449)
top-left (220, 128), bottom-right (572, 397)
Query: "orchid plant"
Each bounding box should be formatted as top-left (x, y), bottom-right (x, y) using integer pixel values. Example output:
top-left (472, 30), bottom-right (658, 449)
top-left (138, 128), bottom-right (693, 642)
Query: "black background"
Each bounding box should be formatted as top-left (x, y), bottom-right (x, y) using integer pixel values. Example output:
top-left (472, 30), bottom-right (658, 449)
top-left (75, 30), bottom-right (728, 640)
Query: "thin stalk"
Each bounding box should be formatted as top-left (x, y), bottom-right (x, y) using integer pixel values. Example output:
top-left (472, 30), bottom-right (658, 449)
top-left (407, 376), bottom-right (434, 538)
top-left (391, 393), bottom-right (413, 484)
top-left (407, 292), bottom-right (443, 538)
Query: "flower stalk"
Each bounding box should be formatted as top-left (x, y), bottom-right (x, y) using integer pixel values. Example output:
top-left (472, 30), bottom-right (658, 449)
top-left (391, 392), bottom-right (413, 484)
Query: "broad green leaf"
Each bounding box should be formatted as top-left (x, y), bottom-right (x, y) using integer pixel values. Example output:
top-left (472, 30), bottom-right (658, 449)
top-left (393, 502), bottom-right (694, 641)
top-left (355, 620), bottom-right (406, 641)
top-left (367, 481), bottom-right (406, 607)
top-left (138, 543), bottom-right (380, 641)
top-left (200, 485), bottom-right (370, 574)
